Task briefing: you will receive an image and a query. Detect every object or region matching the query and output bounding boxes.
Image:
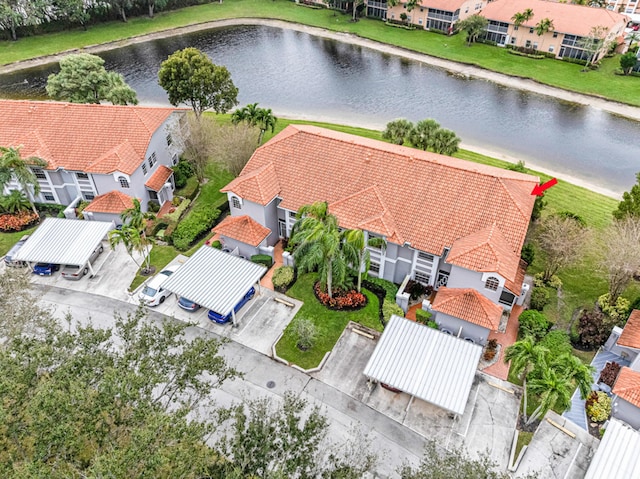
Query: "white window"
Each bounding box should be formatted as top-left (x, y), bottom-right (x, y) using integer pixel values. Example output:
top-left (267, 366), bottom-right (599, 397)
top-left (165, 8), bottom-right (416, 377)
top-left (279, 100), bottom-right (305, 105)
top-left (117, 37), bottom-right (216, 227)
top-left (418, 252), bottom-right (434, 262)
top-left (119, 176), bottom-right (130, 188)
top-left (533, 42), bottom-right (538, 49)
top-left (369, 261), bottom-right (381, 275)
top-left (418, 18), bottom-right (423, 25)
top-left (43, 192), bottom-right (55, 201)
top-left (148, 152), bottom-right (157, 169)
top-left (485, 276), bottom-right (500, 291)
top-left (32, 168), bottom-right (46, 180)
top-left (548, 45), bottom-right (555, 53)
top-left (76, 172), bottom-right (88, 179)
top-left (171, 154), bottom-right (179, 166)
top-left (142, 163), bottom-right (148, 175)
top-left (415, 271), bottom-right (431, 284)
top-left (166, 134), bottom-right (173, 146)
top-left (83, 193), bottom-right (95, 201)
top-left (510, 37), bottom-right (516, 44)
top-left (232, 196), bottom-right (241, 209)
top-left (289, 211), bottom-right (297, 218)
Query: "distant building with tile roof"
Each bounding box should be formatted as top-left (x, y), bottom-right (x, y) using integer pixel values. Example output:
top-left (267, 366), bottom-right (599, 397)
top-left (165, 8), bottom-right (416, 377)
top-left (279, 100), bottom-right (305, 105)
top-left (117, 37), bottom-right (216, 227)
top-left (0, 100), bottom-right (186, 218)
top-left (221, 124), bottom-right (538, 338)
top-left (381, 0), bottom-right (488, 33)
top-left (481, 0), bottom-right (628, 61)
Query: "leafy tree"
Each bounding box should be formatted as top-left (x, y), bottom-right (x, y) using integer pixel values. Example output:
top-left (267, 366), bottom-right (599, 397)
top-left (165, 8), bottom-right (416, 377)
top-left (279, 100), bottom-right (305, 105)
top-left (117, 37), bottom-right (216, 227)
top-left (140, 0), bottom-right (168, 18)
top-left (291, 201), bottom-right (348, 299)
top-left (526, 367), bottom-right (572, 425)
top-left (46, 53), bottom-right (138, 105)
top-left (0, 145), bottom-right (47, 215)
top-left (0, 288), bottom-right (239, 477)
top-left (52, 0), bottom-right (91, 30)
top-left (342, 228), bottom-right (386, 293)
top-left (504, 336), bottom-right (548, 423)
top-left (430, 128), bottom-right (460, 155)
top-left (106, 0), bottom-right (133, 22)
top-left (158, 47), bottom-right (239, 117)
top-left (614, 172), bottom-right (640, 219)
top-left (210, 393), bottom-right (376, 478)
top-left (108, 225), bottom-right (152, 273)
top-left (0, 0), bottom-right (48, 41)
top-left (534, 18), bottom-right (554, 51)
top-left (231, 102), bottom-right (278, 144)
top-left (536, 213), bottom-right (587, 281)
top-left (620, 52), bottom-right (638, 75)
top-left (456, 14), bottom-right (489, 46)
top-left (578, 25), bottom-right (610, 70)
top-left (0, 189), bottom-right (30, 213)
top-left (409, 118), bottom-right (440, 150)
top-left (382, 118), bottom-right (414, 145)
top-left (598, 216), bottom-right (640, 305)
top-left (518, 310), bottom-right (551, 341)
top-left (399, 440), bottom-right (538, 478)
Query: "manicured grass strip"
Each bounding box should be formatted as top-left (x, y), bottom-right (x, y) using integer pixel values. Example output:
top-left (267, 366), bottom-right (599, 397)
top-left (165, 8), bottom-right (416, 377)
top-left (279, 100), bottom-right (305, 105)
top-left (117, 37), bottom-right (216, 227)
top-left (128, 244), bottom-right (179, 292)
top-left (0, 225), bottom-right (37, 257)
top-left (514, 431), bottom-right (534, 461)
top-left (276, 273), bottom-right (381, 370)
top-left (1, 0), bottom-right (639, 105)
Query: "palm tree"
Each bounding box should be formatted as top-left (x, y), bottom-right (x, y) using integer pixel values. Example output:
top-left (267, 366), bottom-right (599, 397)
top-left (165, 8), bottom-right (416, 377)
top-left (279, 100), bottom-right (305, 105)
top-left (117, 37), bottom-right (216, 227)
top-left (431, 128), bottom-right (461, 156)
top-left (342, 229), bottom-right (387, 293)
top-left (523, 8), bottom-right (534, 23)
top-left (551, 353), bottom-right (595, 400)
top-left (382, 119), bottom-right (414, 145)
top-left (291, 202), bottom-right (348, 299)
top-left (504, 336), bottom-right (548, 422)
top-left (0, 146), bottom-right (48, 216)
top-left (108, 225), bottom-right (152, 274)
top-left (511, 12), bottom-right (527, 28)
top-left (526, 367), bottom-right (573, 425)
top-left (534, 18), bottom-right (554, 51)
top-left (121, 198), bottom-right (154, 231)
top-left (408, 119), bottom-right (441, 151)
top-left (231, 103), bottom-right (278, 145)
top-left (0, 190), bottom-right (31, 214)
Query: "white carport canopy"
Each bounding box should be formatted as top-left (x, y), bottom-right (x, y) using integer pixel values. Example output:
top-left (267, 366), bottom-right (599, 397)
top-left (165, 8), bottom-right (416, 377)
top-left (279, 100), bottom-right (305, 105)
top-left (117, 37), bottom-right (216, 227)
top-left (363, 315), bottom-right (482, 416)
top-left (161, 245), bottom-right (267, 317)
top-left (14, 218), bottom-right (114, 266)
top-left (585, 418), bottom-right (640, 479)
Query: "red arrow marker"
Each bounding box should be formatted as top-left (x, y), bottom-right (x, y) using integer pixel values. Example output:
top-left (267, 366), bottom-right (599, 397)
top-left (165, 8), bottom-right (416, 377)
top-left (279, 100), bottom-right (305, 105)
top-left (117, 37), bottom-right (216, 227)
top-left (531, 178), bottom-right (558, 196)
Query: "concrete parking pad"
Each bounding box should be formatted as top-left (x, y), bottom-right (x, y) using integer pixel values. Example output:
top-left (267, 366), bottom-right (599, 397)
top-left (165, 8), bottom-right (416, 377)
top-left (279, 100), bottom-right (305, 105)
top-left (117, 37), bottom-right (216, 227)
top-left (315, 325), bottom-right (522, 470)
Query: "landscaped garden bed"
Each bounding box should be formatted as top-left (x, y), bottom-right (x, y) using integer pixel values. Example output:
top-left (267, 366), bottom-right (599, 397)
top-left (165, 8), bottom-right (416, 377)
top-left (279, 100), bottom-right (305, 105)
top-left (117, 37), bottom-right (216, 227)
top-left (275, 273), bottom-right (381, 370)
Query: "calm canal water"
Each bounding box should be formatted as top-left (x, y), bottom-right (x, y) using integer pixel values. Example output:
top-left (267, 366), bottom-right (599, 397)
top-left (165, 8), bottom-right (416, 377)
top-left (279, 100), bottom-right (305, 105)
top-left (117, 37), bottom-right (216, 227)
top-left (0, 25), bottom-right (638, 193)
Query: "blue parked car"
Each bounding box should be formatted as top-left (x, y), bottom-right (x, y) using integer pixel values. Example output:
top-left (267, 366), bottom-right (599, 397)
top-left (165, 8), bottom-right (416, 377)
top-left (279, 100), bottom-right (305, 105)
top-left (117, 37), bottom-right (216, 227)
top-left (208, 287), bottom-right (255, 324)
top-left (178, 296), bottom-right (201, 312)
top-left (33, 263), bottom-right (60, 276)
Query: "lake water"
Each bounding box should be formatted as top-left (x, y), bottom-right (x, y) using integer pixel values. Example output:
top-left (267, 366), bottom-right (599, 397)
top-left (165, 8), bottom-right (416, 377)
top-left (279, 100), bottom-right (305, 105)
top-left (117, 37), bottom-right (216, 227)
top-left (0, 25), bottom-right (638, 193)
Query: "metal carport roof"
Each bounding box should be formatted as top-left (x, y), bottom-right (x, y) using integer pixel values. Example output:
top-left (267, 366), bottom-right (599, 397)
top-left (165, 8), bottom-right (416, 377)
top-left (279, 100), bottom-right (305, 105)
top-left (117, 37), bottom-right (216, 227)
top-left (160, 245), bottom-right (267, 317)
top-left (585, 418), bottom-right (640, 479)
top-left (14, 218), bottom-right (114, 266)
top-left (363, 315), bottom-right (482, 416)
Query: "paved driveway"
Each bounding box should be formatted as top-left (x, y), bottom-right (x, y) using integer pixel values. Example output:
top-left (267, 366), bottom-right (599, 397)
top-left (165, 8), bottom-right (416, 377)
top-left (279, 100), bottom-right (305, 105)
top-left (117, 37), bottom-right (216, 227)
top-left (314, 325), bottom-right (522, 470)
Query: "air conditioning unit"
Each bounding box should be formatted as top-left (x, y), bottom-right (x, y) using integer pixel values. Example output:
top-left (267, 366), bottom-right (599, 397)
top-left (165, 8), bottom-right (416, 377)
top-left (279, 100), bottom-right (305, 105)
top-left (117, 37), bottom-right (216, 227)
top-left (516, 283), bottom-right (530, 306)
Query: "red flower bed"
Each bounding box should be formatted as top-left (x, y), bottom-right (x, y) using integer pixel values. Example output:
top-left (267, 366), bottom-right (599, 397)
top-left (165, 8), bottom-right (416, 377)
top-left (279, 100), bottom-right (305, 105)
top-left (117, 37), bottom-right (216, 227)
top-left (313, 282), bottom-right (367, 311)
top-left (0, 211), bottom-right (39, 232)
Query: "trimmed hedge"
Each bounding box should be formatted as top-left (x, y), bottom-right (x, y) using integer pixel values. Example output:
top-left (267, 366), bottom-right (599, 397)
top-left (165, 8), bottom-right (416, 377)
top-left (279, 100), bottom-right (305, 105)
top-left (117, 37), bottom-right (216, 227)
top-left (365, 275), bottom-right (399, 301)
top-left (171, 206), bottom-right (220, 251)
top-left (251, 254), bottom-right (273, 268)
top-left (382, 299), bottom-right (404, 323)
top-left (518, 310), bottom-right (551, 340)
top-left (272, 266), bottom-right (295, 293)
top-left (415, 308), bottom-right (433, 325)
top-left (163, 198), bottom-right (190, 223)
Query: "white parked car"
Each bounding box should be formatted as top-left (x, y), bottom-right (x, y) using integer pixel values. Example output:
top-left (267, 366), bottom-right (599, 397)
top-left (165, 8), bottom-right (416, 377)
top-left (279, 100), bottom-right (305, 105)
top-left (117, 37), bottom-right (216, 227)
top-left (138, 264), bottom-right (179, 306)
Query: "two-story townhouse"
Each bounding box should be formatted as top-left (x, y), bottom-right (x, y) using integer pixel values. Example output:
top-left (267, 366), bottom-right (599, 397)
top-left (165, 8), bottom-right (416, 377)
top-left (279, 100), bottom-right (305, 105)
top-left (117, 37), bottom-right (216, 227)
top-left (607, 0), bottom-right (640, 16)
top-left (0, 100), bottom-right (186, 220)
top-left (381, 0), bottom-right (486, 32)
top-left (217, 124), bottom-right (538, 340)
top-left (481, 0), bottom-right (628, 61)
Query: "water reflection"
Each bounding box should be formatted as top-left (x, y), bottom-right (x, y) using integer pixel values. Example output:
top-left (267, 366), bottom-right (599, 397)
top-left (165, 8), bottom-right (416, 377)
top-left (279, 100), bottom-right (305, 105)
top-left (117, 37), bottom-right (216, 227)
top-left (0, 24), bottom-right (638, 192)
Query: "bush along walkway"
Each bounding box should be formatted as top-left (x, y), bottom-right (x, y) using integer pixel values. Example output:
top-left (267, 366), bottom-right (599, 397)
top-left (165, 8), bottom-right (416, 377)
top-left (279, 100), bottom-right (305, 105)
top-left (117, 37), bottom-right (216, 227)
top-left (260, 240), bottom-right (284, 290)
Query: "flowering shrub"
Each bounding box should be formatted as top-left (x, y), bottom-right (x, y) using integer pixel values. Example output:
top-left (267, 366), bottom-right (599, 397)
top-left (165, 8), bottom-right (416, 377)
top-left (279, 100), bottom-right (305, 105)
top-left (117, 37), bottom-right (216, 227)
top-left (598, 293), bottom-right (630, 324)
top-left (0, 211), bottom-right (38, 232)
top-left (586, 391), bottom-right (611, 423)
top-left (599, 361), bottom-right (621, 388)
top-left (534, 272), bottom-right (563, 290)
top-left (313, 282), bottom-right (367, 310)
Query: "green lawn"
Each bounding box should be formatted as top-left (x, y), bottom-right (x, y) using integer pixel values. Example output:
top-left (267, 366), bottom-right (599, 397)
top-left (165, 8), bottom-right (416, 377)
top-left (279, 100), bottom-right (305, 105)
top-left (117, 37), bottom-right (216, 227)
top-left (1, 0), bottom-right (639, 105)
top-left (275, 273), bottom-right (382, 369)
top-left (0, 225), bottom-right (37, 256)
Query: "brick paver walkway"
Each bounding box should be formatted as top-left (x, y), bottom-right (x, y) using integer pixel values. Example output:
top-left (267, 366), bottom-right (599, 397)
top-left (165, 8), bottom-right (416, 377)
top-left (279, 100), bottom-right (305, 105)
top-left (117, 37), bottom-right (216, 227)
top-left (482, 305), bottom-right (522, 380)
top-left (260, 241), bottom-right (284, 290)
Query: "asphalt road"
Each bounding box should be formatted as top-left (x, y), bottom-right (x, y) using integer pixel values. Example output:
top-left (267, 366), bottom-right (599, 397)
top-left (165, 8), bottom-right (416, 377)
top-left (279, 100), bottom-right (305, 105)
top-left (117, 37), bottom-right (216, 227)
top-left (37, 284), bottom-right (424, 477)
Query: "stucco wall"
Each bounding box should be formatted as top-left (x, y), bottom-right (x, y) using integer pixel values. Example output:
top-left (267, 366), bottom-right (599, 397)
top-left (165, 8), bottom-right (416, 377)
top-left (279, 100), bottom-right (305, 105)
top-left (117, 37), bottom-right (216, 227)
top-left (434, 311), bottom-right (490, 345)
top-left (219, 236), bottom-right (260, 259)
top-left (447, 265), bottom-right (506, 304)
top-left (84, 211), bottom-right (122, 225)
top-left (612, 397), bottom-right (640, 430)
top-left (263, 197), bottom-right (280, 246)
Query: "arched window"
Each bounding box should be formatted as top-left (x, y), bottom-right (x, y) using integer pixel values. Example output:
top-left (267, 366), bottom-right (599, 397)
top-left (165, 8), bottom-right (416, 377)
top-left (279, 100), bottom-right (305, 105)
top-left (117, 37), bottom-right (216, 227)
top-left (232, 196), bottom-right (241, 209)
top-left (485, 276), bottom-right (500, 291)
top-left (119, 177), bottom-right (130, 188)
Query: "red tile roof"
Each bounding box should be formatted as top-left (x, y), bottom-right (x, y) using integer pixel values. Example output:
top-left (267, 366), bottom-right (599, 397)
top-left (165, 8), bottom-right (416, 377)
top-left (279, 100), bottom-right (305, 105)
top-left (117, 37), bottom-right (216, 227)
top-left (223, 125), bottom-right (538, 267)
top-left (432, 287), bottom-right (503, 330)
top-left (481, 0), bottom-right (628, 38)
top-left (212, 215), bottom-right (271, 247)
top-left (0, 100), bottom-right (179, 176)
top-left (83, 190), bottom-right (135, 214)
top-left (448, 223), bottom-right (522, 293)
top-left (613, 367), bottom-right (640, 409)
top-left (619, 310), bottom-right (640, 349)
top-left (145, 165), bottom-right (174, 192)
